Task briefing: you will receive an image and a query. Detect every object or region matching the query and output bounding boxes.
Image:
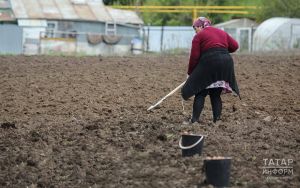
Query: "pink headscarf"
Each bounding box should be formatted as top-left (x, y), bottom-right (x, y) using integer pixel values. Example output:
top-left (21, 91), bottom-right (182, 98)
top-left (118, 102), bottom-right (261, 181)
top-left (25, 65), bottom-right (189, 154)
top-left (192, 17), bottom-right (211, 28)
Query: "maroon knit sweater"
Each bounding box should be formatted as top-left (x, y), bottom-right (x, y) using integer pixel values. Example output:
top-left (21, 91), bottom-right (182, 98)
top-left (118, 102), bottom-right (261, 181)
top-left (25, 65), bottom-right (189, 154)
top-left (188, 27), bottom-right (239, 75)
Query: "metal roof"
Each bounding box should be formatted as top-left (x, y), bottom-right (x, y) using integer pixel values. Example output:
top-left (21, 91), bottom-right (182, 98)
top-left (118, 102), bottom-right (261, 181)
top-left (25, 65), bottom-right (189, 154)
top-left (9, 0), bottom-right (143, 25)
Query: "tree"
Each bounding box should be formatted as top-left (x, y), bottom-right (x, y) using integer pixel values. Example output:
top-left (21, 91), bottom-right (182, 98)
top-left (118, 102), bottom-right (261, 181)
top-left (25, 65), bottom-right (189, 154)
top-left (256, 0), bottom-right (300, 22)
top-left (142, 0), bottom-right (194, 26)
top-left (105, 0), bottom-right (261, 25)
top-left (141, 0), bottom-right (257, 25)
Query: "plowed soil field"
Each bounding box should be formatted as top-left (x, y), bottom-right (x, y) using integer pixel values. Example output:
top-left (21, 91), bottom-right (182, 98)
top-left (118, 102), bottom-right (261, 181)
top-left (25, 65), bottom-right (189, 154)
top-left (0, 53), bottom-right (299, 188)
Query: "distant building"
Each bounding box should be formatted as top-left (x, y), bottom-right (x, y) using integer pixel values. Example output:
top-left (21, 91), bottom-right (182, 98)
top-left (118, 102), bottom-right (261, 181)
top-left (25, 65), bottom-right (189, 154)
top-left (253, 17), bottom-right (300, 52)
top-left (214, 18), bottom-right (258, 52)
top-left (0, 0), bottom-right (143, 55)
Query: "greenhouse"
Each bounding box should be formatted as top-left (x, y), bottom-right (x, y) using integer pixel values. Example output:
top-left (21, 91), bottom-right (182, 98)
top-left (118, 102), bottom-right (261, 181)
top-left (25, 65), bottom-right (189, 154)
top-left (214, 18), bottom-right (258, 52)
top-left (253, 17), bottom-right (300, 51)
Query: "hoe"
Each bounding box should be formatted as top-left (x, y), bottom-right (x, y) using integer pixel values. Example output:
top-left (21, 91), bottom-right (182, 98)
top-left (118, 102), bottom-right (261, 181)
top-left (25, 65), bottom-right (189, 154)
top-left (147, 81), bottom-right (186, 111)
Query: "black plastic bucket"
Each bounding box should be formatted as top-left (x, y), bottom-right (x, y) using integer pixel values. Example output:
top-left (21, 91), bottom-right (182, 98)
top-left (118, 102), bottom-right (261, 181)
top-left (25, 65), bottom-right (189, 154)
top-left (179, 134), bottom-right (204, 157)
top-left (204, 157), bottom-right (232, 187)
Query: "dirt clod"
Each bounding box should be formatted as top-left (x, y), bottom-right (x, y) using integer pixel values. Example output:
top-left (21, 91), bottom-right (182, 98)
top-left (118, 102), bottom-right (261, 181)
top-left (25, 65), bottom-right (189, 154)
top-left (1, 122), bottom-right (16, 129)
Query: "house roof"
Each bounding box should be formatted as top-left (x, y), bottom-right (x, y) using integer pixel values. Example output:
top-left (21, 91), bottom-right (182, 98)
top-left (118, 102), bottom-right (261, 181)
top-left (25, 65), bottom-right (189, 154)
top-left (7, 0), bottom-right (143, 25)
top-left (214, 18), bottom-right (258, 28)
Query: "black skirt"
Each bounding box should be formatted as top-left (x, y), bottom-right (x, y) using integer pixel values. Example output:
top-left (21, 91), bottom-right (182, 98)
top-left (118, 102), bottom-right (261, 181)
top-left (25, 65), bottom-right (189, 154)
top-left (181, 47), bottom-right (240, 100)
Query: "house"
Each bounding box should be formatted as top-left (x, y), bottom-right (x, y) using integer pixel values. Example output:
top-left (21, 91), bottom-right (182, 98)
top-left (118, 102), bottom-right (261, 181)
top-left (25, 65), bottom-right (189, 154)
top-left (0, 0), bottom-right (144, 55)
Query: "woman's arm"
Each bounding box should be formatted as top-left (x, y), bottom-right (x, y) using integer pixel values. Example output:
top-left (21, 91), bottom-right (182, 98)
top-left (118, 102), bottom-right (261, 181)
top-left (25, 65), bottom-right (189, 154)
top-left (188, 35), bottom-right (201, 75)
top-left (227, 34), bottom-right (239, 53)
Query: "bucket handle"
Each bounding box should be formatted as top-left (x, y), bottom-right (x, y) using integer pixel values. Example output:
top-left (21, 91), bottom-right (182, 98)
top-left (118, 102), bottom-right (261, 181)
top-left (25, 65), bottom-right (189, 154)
top-left (179, 136), bottom-right (204, 150)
